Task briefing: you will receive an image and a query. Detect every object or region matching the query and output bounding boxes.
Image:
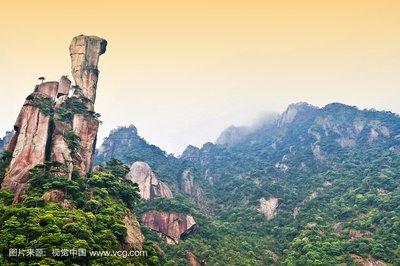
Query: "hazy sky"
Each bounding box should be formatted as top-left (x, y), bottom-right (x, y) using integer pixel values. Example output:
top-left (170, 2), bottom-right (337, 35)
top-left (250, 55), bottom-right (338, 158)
top-left (1, 1), bottom-right (399, 154)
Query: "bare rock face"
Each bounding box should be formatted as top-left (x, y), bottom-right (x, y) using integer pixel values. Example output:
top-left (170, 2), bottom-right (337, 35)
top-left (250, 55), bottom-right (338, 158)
top-left (2, 100), bottom-right (53, 203)
top-left (180, 169), bottom-right (211, 214)
top-left (72, 114), bottom-right (99, 175)
top-left (41, 189), bottom-right (71, 208)
top-left (349, 229), bottom-right (373, 240)
top-left (69, 35), bottom-right (107, 102)
top-left (292, 207), bottom-right (300, 219)
top-left (123, 212), bottom-right (145, 250)
top-left (69, 35), bottom-right (106, 175)
top-left (185, 250), bottom-right (206, 266)
top-left (1, 35), bottom-right (107, 202)
top-left (42, 189), bottom-right (65, 202)
top-left (332, 222), bottom-right (343, 235)
top-left (125, 162), bottom-right (173, 200)
top-left (257, 197), bottom-right (279, 220)
top-left (141, 211), bottom-right (197, 244)
top-left (351, 255), bottom-right (387, 266)
top-left (34, 82), bottom-right (59, 100)
top-left (181, 169), bottom-right (195, 195)
top-left (58, 75), bottom-right (71, 97)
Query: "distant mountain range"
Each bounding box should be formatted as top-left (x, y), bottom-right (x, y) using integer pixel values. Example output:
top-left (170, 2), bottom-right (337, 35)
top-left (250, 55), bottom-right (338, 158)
top-left (92, 102), bottom-right (400, 265)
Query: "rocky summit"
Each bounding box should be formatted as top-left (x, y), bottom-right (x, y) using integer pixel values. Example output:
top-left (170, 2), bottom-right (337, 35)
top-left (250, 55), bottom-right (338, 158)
top-left (1, 35), bottom-right (107, 203)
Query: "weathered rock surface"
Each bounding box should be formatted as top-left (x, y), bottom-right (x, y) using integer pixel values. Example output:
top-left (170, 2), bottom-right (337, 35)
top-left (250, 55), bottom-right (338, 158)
top-left (125, 162), bottom-right (173, 200)
top-left (332, 222), bottom-right (343, 235)
top-left (1, 35), bottom-right (107, 202)
top-left (141, 211), bottom-right (197, 244)
top-left (123, 212), bottom-right (145, 250)
top-left (69, 36), bottom-right (106, 175)
top-left (349, 229), bottom-right (373, 240)
top-left (42, 189), bottom-right (71, 208)
top-left (58, 75), bottom-right (71, 97)
top-left (351, 254), bottom-right (387, 266)
top-left (69, 35), bottom-right (107, 102)
top-left (73, 114), bottom-right (99, 175)
top-left (2, 103), bottom-right (52, 203)
top-left (180, 169), bottom-right (211, 214)
top-left (257, 197), bottom-right (279, 220)
top-left (185, 250), bottom-right (206, 266)
top-left (34, 82), bottom-right (59, 100)
top-left (181, 169), bottom-right (195, 195)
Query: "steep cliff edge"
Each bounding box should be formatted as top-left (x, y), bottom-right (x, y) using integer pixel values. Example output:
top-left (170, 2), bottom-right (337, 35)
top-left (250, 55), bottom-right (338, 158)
top-left (1, 35), bottom-right (107, 202)
top-left (141, 211), bottom-right (197, 244)
top-left (125, 161), bottom-right (173, 200)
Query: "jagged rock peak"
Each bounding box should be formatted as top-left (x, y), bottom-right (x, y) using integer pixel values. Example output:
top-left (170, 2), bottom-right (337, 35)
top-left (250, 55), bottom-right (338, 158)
top-left (215, 125), bottom-right (250, 146)
top-left (278, 102), bottom-right (318, 126)
top-left (110, 124), bottom-right (138, 135)
top-left (181, 145), bottom-right (201, 160)
top-left (69, 35), bottom-right (107, 103)
top-left (125, 161), bottom-right (173, 200)
top-left (1, 35), bottom-right (107, 203)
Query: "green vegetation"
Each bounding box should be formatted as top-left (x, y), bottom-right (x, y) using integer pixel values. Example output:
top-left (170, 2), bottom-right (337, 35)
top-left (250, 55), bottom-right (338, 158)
top-left (63, 130), bottom-right (81, 154)
top-left (25, 95), bottom-right (54, 116)
top-left (0, 151), bottom-right (12, 184)
top-left (0, 160), bottom-right (161, 265)
top-left (1, 103), bottom-right (399, 265)
top-left (93, 104), bottom-right (400, 265)
top-left (56, 96), bottom-right (101, 122)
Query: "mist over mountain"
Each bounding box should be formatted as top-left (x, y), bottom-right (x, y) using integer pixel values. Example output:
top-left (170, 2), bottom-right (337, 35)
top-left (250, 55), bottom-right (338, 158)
top-left (91, 101), bottom-right (400, 265)
top-left (0, 33), bottom-right (399, 265)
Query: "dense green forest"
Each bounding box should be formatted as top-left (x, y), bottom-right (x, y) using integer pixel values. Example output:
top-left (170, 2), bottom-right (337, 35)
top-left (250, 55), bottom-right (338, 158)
top-left (1, 102), bottom-right (400, 265)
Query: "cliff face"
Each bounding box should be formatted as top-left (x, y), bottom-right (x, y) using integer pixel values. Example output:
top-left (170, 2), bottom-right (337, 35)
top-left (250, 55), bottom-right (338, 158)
top-left (257, 197), bottom-right (279, 220)
top-left (1, 35), bottom-right (107, 202)
top-left (141, 211), bottom-right (197, 244)
top-left (125, 161), bottom-right (173, 200)
top-left (123, 212), bottom-right (145, 250)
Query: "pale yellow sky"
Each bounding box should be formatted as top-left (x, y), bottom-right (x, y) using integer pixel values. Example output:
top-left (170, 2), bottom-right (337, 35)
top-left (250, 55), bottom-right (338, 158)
top-left (1, 0), bottom-right (399, 154)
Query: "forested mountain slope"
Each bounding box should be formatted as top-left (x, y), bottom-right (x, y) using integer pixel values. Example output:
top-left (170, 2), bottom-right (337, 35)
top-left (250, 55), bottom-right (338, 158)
top-left (93, 102), bottom-right (400, 265)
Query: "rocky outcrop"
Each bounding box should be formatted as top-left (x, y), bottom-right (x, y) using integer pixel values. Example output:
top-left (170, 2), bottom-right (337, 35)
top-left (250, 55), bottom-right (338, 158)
top-left (349, 229), bottom-right (373, 240)
top-left (368, 120), bottom-right (390, 143)
top-left (69, 35), bottom-right (107, 103)
top-left (141, 211), bottom-right (197, 244)
top-left (42, 189), bottom-right (71, 208)
top-left (181, 145), bottom-right (202, 163)
top-left (180, 169), bottom-right (211, 214)
top-left (69, 35), bottom-right (106, 175)
top-left (257, 197), bottom-right (279, 220)
top-left (332, 222), bottom-right (343, 235)
top-left (216, 125), bottom-right (250, 147)
top-left (96, 125), bottom-right (139, 161)
top-left (185, 250), bottom-right (206, 266)
top-left (181, 169), bottom-right (195, 195)
top-left (351, 255), bottom-right (387, 266)
top-left (122, 212), bottom-right (145, 250)
top-left (125, 162), bottom-right (172, 200)
top-left (1, 35), bottom-right (107, 202)
top-left (278, 102), bottom-right (316, 126)
top-left (2, 92), bottom-right (54, 203)
top-left (72, 114), bottom-right (99, 175)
